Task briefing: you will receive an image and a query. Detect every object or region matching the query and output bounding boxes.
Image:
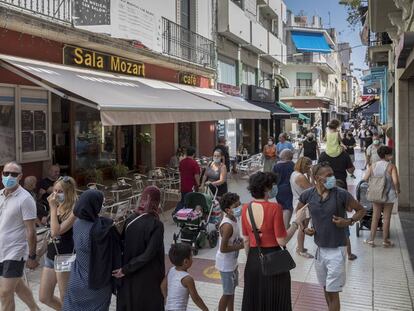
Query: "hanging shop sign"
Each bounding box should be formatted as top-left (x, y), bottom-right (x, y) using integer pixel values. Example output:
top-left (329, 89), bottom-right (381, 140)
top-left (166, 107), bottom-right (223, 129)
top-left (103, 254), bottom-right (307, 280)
top-left (249, 85), bottom-right (275, 103)
top-left (63, 45), bottom-right (145, 77)
top-left (179, 72), bottom-right (199, 86)
top-left (363, 86), bottom-right (380, 95)
top-left (217, 83), bottom-right (241, 96)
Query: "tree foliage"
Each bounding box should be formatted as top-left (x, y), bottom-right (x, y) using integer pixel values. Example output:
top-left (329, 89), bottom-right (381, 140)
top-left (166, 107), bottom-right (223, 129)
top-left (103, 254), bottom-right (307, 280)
top-left (340, 0), bottom-right (365, 29)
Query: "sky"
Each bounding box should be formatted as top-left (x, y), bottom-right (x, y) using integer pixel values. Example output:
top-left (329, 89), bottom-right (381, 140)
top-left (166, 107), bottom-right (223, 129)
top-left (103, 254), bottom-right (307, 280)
top-left (284, 0), bottom-right (367, 78)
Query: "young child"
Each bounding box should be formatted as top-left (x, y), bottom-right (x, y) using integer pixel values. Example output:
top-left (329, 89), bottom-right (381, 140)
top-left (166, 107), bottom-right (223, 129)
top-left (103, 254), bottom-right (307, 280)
top-left (325, 119), bottom-right (345, 158)
top-left (216, 193), bottom-right (244, 311)
top-left (161, 243), bottom-right (209, 311)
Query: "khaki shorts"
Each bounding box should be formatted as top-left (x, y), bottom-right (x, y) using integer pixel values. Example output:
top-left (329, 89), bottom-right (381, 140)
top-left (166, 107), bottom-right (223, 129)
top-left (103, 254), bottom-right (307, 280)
top-left (315, 247), bottom-right (346, 292)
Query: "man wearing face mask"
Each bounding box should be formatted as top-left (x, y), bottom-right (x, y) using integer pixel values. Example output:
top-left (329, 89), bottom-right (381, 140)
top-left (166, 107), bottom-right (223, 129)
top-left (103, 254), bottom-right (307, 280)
top-left (297, 163), bottom-right (365, 311)
top-left (262, 137), bottom-right (277, 172)
top-left (318, 147), bottom-right (355, 190)
top-left (0, 161), bottom-right (40, 311)
top-left (365, 133), bottom-right (383, 167)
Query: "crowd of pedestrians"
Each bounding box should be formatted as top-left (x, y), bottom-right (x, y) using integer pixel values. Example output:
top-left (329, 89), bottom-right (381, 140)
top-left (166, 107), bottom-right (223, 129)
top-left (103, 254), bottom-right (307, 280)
top-left (0, 116), bottom-right (401, 311)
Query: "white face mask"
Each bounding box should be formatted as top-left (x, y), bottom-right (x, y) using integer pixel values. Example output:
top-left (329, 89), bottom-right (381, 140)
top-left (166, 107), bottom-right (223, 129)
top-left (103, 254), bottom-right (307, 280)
top-left (213, 157), bottom-right (221, 163)
top-left (56, 193), bottom-right (65, 204)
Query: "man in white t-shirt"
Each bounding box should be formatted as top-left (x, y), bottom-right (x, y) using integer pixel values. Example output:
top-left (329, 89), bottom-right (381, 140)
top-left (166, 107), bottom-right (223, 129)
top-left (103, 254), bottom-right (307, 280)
top-left (0, 161), bottom-right (39, 311)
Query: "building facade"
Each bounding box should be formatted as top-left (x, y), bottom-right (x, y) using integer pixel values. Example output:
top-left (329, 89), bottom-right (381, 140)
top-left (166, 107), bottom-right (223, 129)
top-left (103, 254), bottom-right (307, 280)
top-left (280, 12), bottom-right (342, 131)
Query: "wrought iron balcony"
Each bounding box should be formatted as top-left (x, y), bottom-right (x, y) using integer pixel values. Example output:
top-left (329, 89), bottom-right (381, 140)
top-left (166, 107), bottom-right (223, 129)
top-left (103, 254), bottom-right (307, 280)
top-left (0, 0), bottom-right (71, 23)
top-left (294, 86), bottom-right (335, 99)
top-left (162, 17), bottom-right (215, 68)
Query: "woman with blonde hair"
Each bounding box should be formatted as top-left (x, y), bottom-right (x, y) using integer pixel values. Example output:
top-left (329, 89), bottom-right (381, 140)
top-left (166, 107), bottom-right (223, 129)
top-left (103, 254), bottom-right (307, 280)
top-left (290, 157), bottom-right (314, 258)
top-left (39, 176), bottom-right (77, 310)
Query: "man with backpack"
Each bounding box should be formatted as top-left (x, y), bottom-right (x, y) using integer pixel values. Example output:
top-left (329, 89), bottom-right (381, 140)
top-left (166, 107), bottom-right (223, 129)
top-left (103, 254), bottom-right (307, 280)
top-left (296, 162), bottom-right (365, 311)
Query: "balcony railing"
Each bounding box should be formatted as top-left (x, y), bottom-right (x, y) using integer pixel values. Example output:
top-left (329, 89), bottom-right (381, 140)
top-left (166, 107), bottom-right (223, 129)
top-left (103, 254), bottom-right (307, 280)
top-left (369, 32), bottom-right (392, 47)
top-left (294, 86), bottom-right (335, 99)
top-left (0, 0), bottom-right (71, 23)
top-left (162, 17), bottom-right (215, 68)
top-left (288, 52), bottom-right (338, 73)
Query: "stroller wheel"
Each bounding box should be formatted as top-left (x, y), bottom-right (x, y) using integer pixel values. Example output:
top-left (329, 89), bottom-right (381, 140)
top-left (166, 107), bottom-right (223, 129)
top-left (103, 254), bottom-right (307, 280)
top-left (356, 222), bottom-right (360, 237)
top-left (208, 231), bottom-right (219, 248)
top-left (173, 233), bottom-right (178, 243)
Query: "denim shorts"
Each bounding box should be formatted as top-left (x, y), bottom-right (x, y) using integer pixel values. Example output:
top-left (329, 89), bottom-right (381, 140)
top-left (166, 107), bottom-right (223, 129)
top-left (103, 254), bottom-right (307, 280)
top-left (219, 268), bottom-right (239, 295)
top-left (43, 256), bottom-right (54, 269)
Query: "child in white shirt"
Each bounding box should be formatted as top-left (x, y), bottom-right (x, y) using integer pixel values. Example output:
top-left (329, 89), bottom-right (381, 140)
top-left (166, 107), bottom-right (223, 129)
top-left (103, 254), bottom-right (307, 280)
top-left (161, 243), bottom-right (208, 311)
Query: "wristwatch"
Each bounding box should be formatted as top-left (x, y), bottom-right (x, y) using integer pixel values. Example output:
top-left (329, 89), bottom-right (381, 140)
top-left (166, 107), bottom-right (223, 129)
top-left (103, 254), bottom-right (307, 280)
top-left (28, 253), bottom-right (36, 260)
top-left (291, 221), bottom-right (299, 229)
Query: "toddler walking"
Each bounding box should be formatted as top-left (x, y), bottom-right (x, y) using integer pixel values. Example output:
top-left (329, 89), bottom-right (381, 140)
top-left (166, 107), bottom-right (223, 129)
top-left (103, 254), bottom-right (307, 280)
top-left (161, 243), bottom-right (209, 311)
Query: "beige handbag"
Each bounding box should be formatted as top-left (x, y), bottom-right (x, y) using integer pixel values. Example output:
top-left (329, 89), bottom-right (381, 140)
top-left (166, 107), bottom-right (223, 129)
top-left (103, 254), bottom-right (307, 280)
top-left (366, 163), bottom-right (389, 203)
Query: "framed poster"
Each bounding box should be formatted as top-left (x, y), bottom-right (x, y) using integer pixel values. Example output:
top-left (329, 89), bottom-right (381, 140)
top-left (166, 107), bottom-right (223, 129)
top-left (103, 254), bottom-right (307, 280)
top-left (22, 132), bottom-right (34, 153)
top-left (34, 131), bottom-right (47, 151)
top-left (34, 111), bottom-right (46, 131)
top-left (21, 110), bottom-right (33, 131)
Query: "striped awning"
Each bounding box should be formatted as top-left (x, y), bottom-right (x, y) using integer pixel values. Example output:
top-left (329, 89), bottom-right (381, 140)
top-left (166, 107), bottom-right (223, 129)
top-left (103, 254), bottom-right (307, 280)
top-left (274, 73), bottom-right (290, 89)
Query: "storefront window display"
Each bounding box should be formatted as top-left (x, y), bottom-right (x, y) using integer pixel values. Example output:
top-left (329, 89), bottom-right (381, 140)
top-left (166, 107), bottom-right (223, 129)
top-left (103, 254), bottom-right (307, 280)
top-left (178, 122), bottom-right (196, 148)
top-left (75, 105), bottom-right (116, 171)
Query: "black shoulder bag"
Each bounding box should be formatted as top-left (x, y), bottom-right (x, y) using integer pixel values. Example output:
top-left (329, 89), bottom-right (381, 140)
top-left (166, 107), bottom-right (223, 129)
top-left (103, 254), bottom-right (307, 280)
top-left (247, 203), bottom-right (296, 276)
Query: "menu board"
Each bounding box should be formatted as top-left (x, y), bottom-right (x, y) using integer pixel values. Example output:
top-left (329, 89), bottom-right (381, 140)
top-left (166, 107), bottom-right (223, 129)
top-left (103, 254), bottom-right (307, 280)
top-left (22, 132), bottom-right (34, 153)
top-left (34, 132), bottom-right (47, 151)
top-left (34, 111), bottom-right (46, 131)
top-left (21, 110), bottom-right (34, 131)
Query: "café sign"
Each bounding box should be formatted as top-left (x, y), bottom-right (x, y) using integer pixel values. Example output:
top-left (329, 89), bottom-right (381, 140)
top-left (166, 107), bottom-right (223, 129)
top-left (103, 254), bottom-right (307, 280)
top-left (63, 45), bottom-right (145, 77)
top-left (179, 72), bottom-right (198, 86)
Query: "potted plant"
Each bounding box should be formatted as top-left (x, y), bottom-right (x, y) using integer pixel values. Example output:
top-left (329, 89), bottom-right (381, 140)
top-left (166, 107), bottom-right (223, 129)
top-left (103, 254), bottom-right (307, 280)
top-left (112, 164), bottom-right (129, 179)
top-left (85, 168), bottom-right (104, 185)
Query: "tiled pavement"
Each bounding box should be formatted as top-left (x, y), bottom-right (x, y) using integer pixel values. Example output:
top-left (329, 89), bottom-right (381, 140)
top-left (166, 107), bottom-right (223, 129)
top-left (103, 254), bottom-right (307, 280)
top-left (18, 149), bottom-right (414, 310)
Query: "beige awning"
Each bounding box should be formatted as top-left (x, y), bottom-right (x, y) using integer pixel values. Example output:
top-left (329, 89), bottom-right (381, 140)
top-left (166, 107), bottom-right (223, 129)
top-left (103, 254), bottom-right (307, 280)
top-left (0, 54), bottom-right (232, 125)
top-left (169, 83), bottom-right (270, 119)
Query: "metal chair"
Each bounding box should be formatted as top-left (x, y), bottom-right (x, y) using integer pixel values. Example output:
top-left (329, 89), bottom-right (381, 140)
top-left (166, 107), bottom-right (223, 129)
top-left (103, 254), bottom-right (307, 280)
top-left (87, 183), bottom-right (107, 191)
top-left (110, 185), bottom-right (133, 202)
top-left (101, 200), bottom-right (130, 220)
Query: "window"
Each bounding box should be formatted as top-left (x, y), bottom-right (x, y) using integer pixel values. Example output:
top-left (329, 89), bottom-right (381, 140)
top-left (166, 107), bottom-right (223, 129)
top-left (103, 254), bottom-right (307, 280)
top-left (242, 64), bottom-right (257, 86)
top-left (74, 104), bottom-right (116, 171)
top-left (296, 72), bottom-right (312, 88)
top-left (231, 0), bottom-right (243, 9)
top-left (0, 86), bottom-right (16, 165)
top-left (218, 56), bottom-right (237, 86)
top-left (272, 16), bottom-right (279, 37)
top-left (19, 87), bottom-right (50, 162)
top-left (0, 84), bottom-right (52, 165)
top-left (180, 0), bottom-right (190, 30)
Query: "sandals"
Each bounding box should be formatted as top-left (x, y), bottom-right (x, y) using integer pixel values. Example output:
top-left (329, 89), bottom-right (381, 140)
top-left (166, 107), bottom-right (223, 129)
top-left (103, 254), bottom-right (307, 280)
top-left (383, 240), bottom-right (394, 248)
top-left (364, 239), bottom-right (375, 247)
top-left (348, 254), bottom-right (357, 260)
top-left (297, 250), bottom-right (314, 259)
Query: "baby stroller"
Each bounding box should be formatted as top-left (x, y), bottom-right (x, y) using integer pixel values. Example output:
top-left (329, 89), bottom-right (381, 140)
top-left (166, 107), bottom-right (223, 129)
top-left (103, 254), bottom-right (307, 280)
top-left (355, 180), bottom-right (383, 237)
top-left (173, 187), bottom-right (221, 255)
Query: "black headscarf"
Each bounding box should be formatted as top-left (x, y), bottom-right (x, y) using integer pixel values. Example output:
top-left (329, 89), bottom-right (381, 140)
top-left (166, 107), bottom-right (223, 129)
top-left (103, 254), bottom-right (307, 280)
top-left (73, 189), bottom-right (121, 290)
top-left (73, 189), bottom-right (104, 222)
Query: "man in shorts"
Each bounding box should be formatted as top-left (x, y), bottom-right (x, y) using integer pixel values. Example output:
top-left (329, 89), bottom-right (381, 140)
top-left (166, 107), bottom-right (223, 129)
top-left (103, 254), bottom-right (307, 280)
top-left (0, 161), bottom-right (39, 311)
top-left (296, 162), bottom-right (365, 311)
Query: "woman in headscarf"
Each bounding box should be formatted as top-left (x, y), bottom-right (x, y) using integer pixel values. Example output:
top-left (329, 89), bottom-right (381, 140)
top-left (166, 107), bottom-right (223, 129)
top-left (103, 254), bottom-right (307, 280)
top-left (62, 190), bottom-right (122, 311)
top-left (113, 186), bottom-right (165, 311)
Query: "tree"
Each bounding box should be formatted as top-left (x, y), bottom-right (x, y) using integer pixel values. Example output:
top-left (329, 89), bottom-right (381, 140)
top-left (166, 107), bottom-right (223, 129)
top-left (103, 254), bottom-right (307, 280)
top-left (339, 0), bottom-right (366, 29)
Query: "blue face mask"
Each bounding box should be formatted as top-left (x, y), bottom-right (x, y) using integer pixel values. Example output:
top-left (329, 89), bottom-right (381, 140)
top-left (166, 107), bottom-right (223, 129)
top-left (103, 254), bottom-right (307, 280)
top-left (268, 185), bottom-right (279, 199)
top-left (324, 176), bottom-right (336, 190)
top-left (2, 176), bottom-right (18, 189)
top-left (233, 206), bottom-right (242, 218)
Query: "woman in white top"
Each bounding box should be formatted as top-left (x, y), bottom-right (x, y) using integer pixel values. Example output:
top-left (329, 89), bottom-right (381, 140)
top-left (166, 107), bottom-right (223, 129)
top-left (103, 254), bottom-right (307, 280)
top-left (290, 157), bottom-right (314, 258)
top-left (215, 193), bottom-right (244, 311)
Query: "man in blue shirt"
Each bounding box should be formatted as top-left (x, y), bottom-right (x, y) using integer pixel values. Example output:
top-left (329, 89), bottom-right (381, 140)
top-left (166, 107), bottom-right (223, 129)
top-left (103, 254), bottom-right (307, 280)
top-left (276, 133), bottom-right (294, 154)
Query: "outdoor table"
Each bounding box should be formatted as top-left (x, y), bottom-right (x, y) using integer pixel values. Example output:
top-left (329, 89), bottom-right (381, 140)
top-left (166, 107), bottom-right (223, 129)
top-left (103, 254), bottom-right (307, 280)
top-left (110, 184), bottom-right (133, 202)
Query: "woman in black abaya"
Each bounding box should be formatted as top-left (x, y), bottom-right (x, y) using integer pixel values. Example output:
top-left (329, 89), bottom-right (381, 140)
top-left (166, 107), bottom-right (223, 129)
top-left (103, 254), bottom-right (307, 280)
top-left (113, 186), bottom-right (165, 311)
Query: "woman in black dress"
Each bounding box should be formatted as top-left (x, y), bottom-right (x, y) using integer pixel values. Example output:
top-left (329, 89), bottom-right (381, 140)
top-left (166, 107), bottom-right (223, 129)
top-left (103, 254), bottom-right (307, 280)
top-left (113, 186), bottom-right (165, 311)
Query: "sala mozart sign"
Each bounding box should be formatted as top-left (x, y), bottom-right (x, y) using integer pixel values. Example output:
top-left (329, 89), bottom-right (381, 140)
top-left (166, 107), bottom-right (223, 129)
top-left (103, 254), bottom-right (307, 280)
top-left (63, 46), bottom-right (145, 77)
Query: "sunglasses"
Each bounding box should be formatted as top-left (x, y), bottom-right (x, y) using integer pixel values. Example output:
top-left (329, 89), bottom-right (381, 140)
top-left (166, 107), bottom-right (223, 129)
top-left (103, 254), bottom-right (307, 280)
top-left (57, 176), bottom-right (70, 183)
top-left (313, 162), bottom-right (331, 177)
top-left (2, 171), bottom-right (20, 178)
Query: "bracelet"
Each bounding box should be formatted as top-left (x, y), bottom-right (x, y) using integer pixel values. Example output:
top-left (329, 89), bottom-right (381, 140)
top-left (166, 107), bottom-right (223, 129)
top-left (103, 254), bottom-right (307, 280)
top-left (291, 221), bottom-right (299, 229)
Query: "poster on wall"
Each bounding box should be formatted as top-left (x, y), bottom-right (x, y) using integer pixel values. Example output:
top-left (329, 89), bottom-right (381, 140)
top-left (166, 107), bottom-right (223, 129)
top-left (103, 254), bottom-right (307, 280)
top-left (22, 132), bottom-right (34, 153)
top-left (34, 131), bottom-right (47, 151)
top-left (34, 111), bottom-right (46, 131)
top-left (21, 110), bottom-right (34, 131)
top-left (73, 0), bottom-right (171, 53)
top-left (73, 0), bottom-right (110, 25)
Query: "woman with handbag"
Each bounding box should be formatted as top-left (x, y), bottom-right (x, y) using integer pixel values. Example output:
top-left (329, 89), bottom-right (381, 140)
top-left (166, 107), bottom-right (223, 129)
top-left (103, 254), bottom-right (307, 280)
top-left (113, 186), bottom-right (165, 311)
top-left (241, 172), bottom-right (306, 311)
top-left (363, 146), bottom-right (400, 247)
top-left (39, 176), bottom-right (77, 310)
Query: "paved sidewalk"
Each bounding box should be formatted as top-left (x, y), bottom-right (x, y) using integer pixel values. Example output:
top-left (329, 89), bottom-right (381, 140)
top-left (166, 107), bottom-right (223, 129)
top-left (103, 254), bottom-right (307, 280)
top-left (19, 150), bottom-right (414, 310)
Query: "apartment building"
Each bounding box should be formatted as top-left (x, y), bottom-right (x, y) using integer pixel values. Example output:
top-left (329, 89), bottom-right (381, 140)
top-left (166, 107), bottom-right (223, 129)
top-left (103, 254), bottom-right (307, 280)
top-left (216, 0), bottom-right (290, 154)
top-left (280, 12), bottom-right (342, 131)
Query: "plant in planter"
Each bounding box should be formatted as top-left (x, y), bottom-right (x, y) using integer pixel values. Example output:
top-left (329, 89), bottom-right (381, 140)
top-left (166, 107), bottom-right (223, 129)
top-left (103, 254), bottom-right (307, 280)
top-left (137, 132), bottom-right (152, 144)
top-left (113, 164), bottom-right (129, 179)
top-left (85, 168), bottom-right (104, 185)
